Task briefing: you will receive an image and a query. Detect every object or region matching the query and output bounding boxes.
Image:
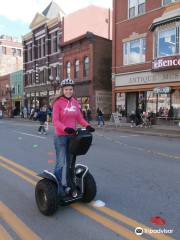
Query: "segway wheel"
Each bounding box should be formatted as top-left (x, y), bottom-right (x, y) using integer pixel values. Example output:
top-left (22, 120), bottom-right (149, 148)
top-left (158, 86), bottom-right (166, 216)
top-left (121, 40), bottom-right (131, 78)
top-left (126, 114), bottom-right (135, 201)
top-left (35, 179), bottom-right (58, 216)
top-left (81, 172), bottom-right (97, 203)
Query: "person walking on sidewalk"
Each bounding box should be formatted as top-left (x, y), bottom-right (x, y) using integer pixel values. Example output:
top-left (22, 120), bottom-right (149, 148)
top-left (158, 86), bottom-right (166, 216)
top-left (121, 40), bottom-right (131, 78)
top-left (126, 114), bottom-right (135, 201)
top-left (52, 78), bottom-right (95, 195)
top-left (97, 107), bottom-right (105, 127)
top-left (37, 106), bottom-right (47, 134)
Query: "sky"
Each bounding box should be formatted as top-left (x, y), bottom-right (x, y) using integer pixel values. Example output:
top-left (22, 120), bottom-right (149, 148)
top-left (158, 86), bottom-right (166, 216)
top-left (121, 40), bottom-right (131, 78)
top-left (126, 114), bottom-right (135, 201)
top-left (0, 0), bottom-right (112, 39)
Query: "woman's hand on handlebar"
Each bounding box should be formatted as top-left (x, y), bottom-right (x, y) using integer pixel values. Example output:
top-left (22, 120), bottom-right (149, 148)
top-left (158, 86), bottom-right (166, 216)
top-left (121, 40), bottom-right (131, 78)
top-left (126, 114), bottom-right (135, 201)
top-left (86, 125), bottom-right (95, 132)
top-left (64, 127), bottom-right (76, 134)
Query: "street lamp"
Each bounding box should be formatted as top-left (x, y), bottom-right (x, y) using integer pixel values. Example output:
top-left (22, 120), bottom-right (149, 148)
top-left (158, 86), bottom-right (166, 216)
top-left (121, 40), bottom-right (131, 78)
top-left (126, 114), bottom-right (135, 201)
top-left (47, 75), bottom-right (61, 96)
top-left (6, 84), bottom-right (14, 118)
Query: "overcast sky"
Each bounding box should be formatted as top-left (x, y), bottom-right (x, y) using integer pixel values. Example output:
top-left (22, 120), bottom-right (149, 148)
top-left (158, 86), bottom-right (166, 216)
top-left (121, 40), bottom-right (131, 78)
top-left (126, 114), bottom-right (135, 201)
top-left (0, 0), bottom-right (112, 38)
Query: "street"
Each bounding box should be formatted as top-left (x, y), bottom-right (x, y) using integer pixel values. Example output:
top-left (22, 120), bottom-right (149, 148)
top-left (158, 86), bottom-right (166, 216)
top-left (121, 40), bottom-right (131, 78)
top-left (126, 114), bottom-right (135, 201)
top-left (0, 119), bottom-right (180, 240)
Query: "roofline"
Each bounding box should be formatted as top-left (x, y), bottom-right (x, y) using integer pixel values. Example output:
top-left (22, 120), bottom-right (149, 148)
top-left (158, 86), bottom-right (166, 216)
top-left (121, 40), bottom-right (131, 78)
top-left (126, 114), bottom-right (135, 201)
top-left (61, 32), bottom-right (111, 47)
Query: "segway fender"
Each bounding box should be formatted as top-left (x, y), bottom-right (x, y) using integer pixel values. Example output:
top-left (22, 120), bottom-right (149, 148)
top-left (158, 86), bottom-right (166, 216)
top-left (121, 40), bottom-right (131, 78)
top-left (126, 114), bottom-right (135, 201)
top-left (38, 170), bottom-right (58, 185)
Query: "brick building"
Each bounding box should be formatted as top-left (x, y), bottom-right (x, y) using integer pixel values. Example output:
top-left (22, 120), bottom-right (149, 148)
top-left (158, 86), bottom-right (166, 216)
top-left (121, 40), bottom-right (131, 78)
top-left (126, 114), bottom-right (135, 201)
top-left (23, 1), bottom-right (65, 109)
top-left (112, 0), bottom-right (180, 120)
top-left (0, 35), bottom-right (23, 76)
top-left (0, 73), bottom-right (11, 115)
top-left (61, 32), bottom-right (112, 117)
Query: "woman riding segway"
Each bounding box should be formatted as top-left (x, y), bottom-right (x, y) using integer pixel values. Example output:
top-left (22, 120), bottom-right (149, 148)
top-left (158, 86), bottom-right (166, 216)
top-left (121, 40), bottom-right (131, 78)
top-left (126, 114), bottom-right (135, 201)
top-left (35, 78), bottom-right (96, 215)
top-left (52, 78), bottom-right (95, 195)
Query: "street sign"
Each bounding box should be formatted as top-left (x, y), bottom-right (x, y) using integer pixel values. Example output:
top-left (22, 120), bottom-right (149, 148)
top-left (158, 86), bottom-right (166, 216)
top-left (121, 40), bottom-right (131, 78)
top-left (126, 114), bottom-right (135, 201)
top-left (153, 87), bottom-right (171, 94)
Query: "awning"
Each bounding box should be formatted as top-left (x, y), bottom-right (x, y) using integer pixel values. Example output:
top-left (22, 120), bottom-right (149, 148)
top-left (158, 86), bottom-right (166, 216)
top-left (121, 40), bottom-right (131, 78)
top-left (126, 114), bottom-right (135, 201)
top-left (149, 8), bottom-right (180, 31)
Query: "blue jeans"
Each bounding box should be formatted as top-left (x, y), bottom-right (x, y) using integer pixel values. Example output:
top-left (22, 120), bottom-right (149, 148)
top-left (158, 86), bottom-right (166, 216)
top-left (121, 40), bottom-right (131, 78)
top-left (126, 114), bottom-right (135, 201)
top-left (97, 116), bottom-right (104, 126)
top-left (54, 135), bottom-right (72, 192)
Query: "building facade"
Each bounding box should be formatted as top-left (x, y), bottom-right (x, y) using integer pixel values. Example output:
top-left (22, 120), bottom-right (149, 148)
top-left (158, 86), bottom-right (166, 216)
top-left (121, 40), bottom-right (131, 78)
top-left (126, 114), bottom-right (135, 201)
top-left (0, 35), bottom-right (23, 76)
top-left (23, 2), bottom-right (64, 110)
top-left (10, 70), bottom-right (23, 115)
top-left (61, 32), bottom-right (112, 117)
top-left (0, 74), bottom-right (11, 116)
top-left (112, 0), bottom-right (180, 119)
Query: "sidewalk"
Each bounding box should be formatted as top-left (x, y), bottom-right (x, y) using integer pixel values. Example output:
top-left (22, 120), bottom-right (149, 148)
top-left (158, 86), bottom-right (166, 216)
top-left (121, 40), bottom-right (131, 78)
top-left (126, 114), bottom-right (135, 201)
top-left (2, 117), bottom-right (180, 138)
top-left (91, 121), bottom-right (180, 138)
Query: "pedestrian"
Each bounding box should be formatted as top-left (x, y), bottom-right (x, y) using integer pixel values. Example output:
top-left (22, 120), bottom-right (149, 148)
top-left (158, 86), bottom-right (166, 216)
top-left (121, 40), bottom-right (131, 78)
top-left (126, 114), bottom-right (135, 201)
top-left (87, 108), bottom-right (92, 122)
top-left (37, 106), bottom-right (47, 134)
top-left (97, 108), bottom-right (105, 127)
top-left (52, 78), bottom-right (95, 195)
top-left (47, 106), bottom-right (52, 122)
top-left (29, 107), bottom-right (35, 120)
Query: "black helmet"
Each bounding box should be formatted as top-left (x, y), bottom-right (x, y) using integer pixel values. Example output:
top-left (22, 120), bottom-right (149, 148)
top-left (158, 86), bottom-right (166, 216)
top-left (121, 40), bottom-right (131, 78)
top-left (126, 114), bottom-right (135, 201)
top-left (60, 78), bottom-right (74, 87)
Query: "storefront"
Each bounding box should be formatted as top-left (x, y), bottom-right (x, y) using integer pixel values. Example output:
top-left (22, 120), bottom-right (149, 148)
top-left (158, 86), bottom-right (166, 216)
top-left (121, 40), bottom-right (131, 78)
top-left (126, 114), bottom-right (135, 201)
top-left (115, 68), bottom-right (180, 119)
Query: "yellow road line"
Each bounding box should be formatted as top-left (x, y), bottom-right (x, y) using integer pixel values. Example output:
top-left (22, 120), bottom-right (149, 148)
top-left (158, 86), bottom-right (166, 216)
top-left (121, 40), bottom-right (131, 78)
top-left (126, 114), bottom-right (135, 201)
top-left (91, 205), bottom-right (174, 240)
top-left (0, 202), bottom-right (41, 240)
top-left (0, 155), bottom-right (176, 240)
top-left (0, 224), bottom-right (13, 240)
top-left (0, 155), bottom-right (41, 180)
top-left (0, 162), bottom-right (36, 186)
top-left (72, 203), bottom-right (146, 240)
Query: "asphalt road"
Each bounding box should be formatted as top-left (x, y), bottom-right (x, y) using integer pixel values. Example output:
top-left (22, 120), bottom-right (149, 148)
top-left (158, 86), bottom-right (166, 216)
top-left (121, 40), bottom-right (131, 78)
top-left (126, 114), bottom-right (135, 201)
top-left (0, 119), bottom-right (180, 240)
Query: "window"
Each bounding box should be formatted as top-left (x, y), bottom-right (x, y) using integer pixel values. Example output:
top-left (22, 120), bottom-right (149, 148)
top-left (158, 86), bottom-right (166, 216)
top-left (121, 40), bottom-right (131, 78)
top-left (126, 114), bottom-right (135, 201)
top-left (66, 62), bottom-right (71, 78)
top-left (129, 0), bottom-right (145, 19)
top-left (56, 65), bottom-right (60, 80)
top-left (38, 39), bottom-right (41, 58)
top-left (83, 57), bottom-right (89, 78)
top-left (43, 69), bottom-right (47, 84)
top-left (74, 60), bottom-right (79, 79)
top-left (162, 0), bottom-right (177, 6)
top-left (39, 71), bottom-right (44, 84)
top-left (27, 44), bottom-right (32, 61)
top-left (17, 49), bottom-right (21, 57)
top-left (123, 38), bottom-right (146, 65)
top-left (51, 31), bottom-right (58, 53)
top-left (41, 38), bottom-right (45, 57)
top-left (2, 46), bottom-right (6, 55)
top-left (17, 84), bottom-right (20, 95)
top-left (12, 48), bottom-right (16, 56)
top-left (155, 27), bottom-right (179, 58)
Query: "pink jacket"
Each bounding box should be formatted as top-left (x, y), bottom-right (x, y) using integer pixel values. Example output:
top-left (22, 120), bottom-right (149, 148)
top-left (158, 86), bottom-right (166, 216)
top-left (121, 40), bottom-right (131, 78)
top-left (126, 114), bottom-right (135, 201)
top-left (52, 96), bottom-right (89, 136)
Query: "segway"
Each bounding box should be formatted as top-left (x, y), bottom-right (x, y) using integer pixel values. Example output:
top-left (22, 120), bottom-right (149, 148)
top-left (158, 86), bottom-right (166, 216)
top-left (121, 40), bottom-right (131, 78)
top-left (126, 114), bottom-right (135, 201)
top-left (35, 128), bottom-right (97, 216)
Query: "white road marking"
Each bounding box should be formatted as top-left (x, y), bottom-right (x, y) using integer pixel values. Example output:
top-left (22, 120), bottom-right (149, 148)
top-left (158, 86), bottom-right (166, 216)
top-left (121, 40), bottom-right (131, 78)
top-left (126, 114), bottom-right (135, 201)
top-left (0, 120), bottom-right (53, 128)
top-left (14, 131), bottom-right (46, 139)
top-left (118, 134), bottom-right (139, 138)
top-left (91, 200), bottom-right (106, 208)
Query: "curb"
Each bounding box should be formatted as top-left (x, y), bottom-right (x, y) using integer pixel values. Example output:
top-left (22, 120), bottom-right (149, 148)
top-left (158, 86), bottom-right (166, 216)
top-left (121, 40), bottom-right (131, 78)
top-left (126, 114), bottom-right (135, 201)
top-left (94, 126), bottom-right (180, 138)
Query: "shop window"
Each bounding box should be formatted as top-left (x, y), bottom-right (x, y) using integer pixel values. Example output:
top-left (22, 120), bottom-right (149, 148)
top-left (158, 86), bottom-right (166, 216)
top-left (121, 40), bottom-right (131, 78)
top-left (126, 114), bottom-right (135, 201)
top-left (83, 57), bottom-right (89, 78)
top-left (123, 38), bottom-right (146, 65)
top-left (146, 91), bottom-right (157, 113)
top-left (158, 93), bottom-right (171, 116)
top-left (155, 27), bottom-right (179, 58)
top-left (116, 93), bottom-right (126, 116)
top-left (128, 0), bottom-right (145, 19)
top-left (162, 0), bottom-right (177, 6)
